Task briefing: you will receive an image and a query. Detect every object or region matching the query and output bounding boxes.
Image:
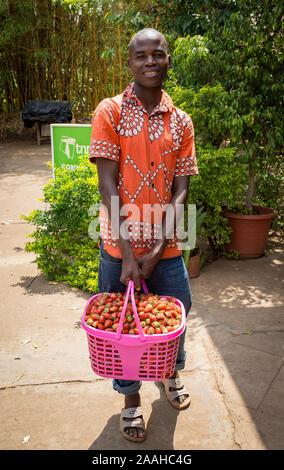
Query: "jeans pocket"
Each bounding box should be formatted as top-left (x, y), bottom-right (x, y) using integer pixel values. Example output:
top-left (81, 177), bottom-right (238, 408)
top-left (100, 244), bottom-right (122, 264)
top-left (99, 256), bottom-right (125, 293)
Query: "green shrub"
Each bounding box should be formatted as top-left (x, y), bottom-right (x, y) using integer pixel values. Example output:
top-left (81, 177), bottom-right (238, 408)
top-left (187, 145), bottom-right (248, 254)
top-left (23, 156), bottom-right (101, 293)
top-left (171, 35), bottom-right (211, 90)
top-left (166, 70), bottom-right (249, 253)
top-left (254, 151), bottom-right (284, 233)
top-left (166, 79), bottom-right (230, 148)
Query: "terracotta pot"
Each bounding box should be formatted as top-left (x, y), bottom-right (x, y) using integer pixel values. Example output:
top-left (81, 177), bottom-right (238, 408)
top-left (187, 247), bottom-right (201, 279)
top-left (222, 205), bottom-right (275, 258)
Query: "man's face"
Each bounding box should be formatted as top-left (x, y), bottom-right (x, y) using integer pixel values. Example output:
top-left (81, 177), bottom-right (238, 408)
top-left (128, 33), bottom-right (171, 89)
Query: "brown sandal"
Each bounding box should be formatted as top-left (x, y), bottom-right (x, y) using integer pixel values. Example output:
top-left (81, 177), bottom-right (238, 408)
top-left (120, 406), bottom-right (146, 443)
top-left (162, 377), bottom-right (191, 410)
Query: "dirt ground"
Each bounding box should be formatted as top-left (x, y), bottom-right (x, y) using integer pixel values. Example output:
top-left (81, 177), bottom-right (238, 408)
top-left (0, 139), bottom-right (283, 450)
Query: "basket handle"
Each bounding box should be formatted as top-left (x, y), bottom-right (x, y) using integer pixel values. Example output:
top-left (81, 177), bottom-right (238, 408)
top-left (115, 280), bottom-right (132, 341)
top-left (141, 279), bottom-right (149, 294)
top-left (115, 280), bottom-right (148, 341)
top-left (130, 281), bottom-right (146, 342)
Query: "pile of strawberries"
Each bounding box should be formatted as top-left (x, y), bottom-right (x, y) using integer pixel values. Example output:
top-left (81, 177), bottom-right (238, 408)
top-left (84, 291), bottom-right (182, 335)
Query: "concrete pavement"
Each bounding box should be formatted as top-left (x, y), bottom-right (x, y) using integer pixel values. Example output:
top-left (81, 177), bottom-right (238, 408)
top-left (0, 140), bottom-right (283, 450)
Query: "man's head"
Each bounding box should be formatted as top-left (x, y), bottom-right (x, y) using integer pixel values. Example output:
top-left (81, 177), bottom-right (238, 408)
top-left (129, 28), bottom-right (168, 55)
top-left (128, 28), bottom-right (171, 89)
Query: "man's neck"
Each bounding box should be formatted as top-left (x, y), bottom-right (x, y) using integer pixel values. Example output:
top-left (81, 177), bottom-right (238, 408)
top-left (133, 83), bottom-right (162, 115)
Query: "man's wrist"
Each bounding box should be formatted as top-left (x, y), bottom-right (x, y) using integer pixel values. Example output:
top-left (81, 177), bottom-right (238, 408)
top-left (151, 239), bottom-right (166, 261)
top-left (118, 238), bottom-right (134, 259)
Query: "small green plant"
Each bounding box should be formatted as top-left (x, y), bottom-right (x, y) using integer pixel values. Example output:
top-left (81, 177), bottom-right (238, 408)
top-left (22, 156), bottom-right (101, 293)
top-left (225, 249), bottom-right (240, 260)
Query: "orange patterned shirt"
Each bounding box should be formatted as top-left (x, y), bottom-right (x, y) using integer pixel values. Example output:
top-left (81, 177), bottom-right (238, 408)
top-left (89, 83), bottom-right (198, 259)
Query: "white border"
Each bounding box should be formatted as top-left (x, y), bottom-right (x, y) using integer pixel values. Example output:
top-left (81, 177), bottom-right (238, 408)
top-left (50, 124), bottom-right (91, 179)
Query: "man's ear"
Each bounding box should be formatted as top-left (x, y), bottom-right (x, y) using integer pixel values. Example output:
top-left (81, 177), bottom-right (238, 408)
top-left (127, 57), bottom-right (132, 70)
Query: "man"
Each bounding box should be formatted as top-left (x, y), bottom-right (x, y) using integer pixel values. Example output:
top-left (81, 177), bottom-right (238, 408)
top-left (89, 28), bottom-right (198, 443)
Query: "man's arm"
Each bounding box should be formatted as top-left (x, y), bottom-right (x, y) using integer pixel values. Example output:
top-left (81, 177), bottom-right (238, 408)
top-left (138, 175), bottom-right (190, 279)
top-left (96, 158), bottom-right (141, 289)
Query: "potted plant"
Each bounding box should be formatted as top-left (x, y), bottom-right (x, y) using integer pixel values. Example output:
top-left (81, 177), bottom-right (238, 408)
top-left (183, 206), bottom-right (206, 278)
top-left (221, 203), bottom-right (275, 258)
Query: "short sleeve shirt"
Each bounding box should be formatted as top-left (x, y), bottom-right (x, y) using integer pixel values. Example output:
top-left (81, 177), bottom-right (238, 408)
top-left (90, 83), bottom-right (198, 259)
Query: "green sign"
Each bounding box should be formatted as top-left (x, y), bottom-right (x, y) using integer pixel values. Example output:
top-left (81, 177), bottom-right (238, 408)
top-left (50, 124), bottom-right (92, 178)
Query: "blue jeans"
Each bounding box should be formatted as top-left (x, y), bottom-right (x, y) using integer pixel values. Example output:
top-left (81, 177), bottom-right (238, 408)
top-left (98, 243), bottom-right (192, 396)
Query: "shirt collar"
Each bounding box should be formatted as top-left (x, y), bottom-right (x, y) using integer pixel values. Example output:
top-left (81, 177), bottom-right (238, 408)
top-left (122, 82), bottom-right (174, 113)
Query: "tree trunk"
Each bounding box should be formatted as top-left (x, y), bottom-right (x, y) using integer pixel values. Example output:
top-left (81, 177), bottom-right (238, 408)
top-left (245, 151), bottom-right (256, 213)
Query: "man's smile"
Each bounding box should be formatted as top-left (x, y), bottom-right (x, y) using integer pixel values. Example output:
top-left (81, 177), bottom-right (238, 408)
top-left (143, 70), bottom-right (160, 76)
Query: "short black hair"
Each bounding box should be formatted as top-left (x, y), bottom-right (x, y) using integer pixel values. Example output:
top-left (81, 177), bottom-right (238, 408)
top-left (129, 28), bottom-right (168, 55)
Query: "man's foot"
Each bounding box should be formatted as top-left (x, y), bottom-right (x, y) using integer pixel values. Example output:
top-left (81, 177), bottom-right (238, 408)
top-left (120, 393), bottom-right (146, 441)
top-left (169, 372), bottom-right (188, 406)
top-left (162, 372), bottom-right (191, 410)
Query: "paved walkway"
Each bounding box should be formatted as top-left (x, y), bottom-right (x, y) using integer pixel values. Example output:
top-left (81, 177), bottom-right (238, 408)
top-left (0, 140), bottom-right (283, 450)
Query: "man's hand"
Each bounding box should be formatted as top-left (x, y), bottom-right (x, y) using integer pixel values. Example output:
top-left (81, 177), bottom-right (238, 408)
top-left (137, 251), bottom-right (160, 280)
top-left (120, 255), bottom-right (141, 290)
top-left (119, 239), bottom-right (141, 290)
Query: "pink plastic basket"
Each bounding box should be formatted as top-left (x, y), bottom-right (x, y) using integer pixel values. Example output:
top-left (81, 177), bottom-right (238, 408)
top-left (81, 280), bottom-right (186, 381)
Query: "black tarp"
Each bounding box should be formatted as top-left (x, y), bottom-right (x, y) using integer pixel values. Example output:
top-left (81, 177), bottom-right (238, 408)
top-left (22, 100), bottom-right (72, 128)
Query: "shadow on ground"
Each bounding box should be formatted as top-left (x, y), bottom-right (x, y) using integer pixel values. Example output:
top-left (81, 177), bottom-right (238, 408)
top-left (188, 236), bottom-right (284, 449)
top-left (88, 382), bottom-right (180, 450)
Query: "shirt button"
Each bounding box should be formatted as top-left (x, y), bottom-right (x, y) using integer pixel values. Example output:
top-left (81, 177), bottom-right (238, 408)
top-left (151, 161), bottom-right (154, 166)
top-left (151, 183), bottom-right (154, 188)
